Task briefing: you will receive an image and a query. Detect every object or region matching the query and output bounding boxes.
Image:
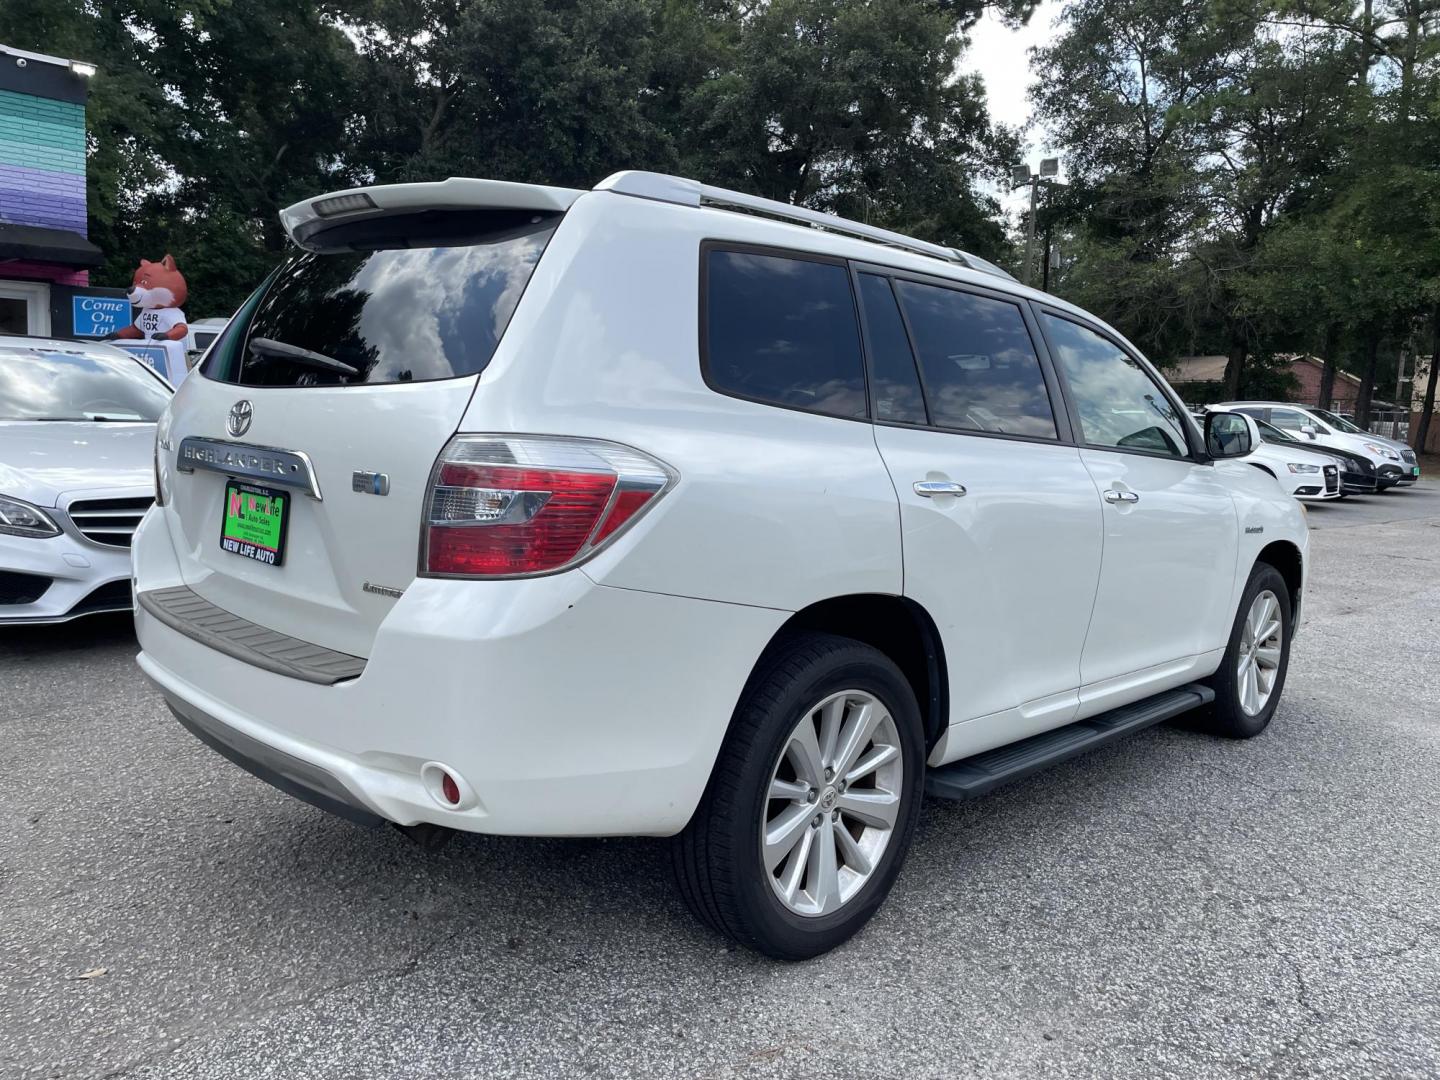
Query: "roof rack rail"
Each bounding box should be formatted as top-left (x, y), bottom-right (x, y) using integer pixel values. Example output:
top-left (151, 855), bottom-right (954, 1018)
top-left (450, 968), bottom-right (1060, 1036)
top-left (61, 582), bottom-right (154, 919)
top-left (594, 171), bottom-right (1013, 281)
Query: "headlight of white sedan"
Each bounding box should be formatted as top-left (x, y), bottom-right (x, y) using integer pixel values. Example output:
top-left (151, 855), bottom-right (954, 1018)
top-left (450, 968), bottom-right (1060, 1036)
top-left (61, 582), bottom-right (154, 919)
top-left (1286, 463), bottom-right (1321, 474)
top-left (0, 494), bottom-right (62, 538)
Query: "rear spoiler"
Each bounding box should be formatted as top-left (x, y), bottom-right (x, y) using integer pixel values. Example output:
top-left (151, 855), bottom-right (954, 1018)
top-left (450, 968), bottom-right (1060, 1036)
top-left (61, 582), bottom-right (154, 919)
top-left (282, 171), bottom-right (1020, 286)
top-left (279, 178), bottom-right (584, 248)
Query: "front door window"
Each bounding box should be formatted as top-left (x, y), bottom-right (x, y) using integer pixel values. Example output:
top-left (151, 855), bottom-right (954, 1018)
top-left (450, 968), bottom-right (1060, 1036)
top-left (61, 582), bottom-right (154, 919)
top-left (1041, 315), bottom-right (1187, 457)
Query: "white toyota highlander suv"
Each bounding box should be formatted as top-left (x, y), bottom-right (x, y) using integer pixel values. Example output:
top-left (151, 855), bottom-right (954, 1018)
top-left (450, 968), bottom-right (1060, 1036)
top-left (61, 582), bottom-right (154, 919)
top-left (133, 172), bottom-right (1309, 958)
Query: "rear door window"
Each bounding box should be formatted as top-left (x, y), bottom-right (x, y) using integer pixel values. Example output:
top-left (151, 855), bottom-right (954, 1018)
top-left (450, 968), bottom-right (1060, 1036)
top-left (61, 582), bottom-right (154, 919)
top-left (856, 273), bottom-right (927, 425)
top-left (703, 248), bottom-right (867, 419)
top-left (204, 209), bottom-right (559, 388)
top-left (893, 280), bottom-right (1058, 439)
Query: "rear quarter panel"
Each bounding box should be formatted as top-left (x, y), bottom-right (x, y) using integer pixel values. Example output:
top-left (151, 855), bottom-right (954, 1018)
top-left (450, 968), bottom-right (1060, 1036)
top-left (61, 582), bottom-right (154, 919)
top-left (455, 191), bottom-right (903, 612)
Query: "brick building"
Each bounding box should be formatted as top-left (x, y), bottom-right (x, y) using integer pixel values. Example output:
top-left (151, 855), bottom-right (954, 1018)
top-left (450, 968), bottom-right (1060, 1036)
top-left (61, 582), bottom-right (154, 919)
top-left (1281, 354), bottom-right (1363, 411)
top-left (0, 43), bottom-right (126, 338)
top-left (1169, 353), bottom-right (1362, 410)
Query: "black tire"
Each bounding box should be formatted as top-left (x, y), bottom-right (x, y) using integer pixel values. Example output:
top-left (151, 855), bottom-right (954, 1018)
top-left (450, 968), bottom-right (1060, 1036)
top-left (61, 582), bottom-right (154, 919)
top-left (672, 632), bottom-right (925, 960)
top-left (1199, 563), bottom-right (1293, 738)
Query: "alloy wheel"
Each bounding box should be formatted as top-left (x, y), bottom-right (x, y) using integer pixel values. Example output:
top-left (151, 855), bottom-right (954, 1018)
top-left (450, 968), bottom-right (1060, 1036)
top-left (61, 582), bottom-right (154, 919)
top-left (760, 689), bottom-right (903, 917)
top-left (1237, 589), bottom-right (1284, 716)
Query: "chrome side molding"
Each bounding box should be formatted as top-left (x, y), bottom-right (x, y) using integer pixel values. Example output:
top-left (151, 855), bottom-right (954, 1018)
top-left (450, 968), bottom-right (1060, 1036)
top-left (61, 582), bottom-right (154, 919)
top-left (175, 437), bottom-right (324, 500)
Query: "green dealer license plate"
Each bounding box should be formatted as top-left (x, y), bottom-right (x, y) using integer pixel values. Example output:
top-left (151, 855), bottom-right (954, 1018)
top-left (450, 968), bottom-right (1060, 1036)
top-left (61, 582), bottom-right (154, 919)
top-left (220, 481), bottom-right (289, 566)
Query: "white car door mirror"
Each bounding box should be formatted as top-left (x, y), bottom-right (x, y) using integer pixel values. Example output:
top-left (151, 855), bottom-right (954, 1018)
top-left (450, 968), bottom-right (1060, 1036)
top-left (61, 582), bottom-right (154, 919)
top-left (1300, 424), bottom-right (1318, 439)
top-left (1205, 411), bottom-right (1254, 459)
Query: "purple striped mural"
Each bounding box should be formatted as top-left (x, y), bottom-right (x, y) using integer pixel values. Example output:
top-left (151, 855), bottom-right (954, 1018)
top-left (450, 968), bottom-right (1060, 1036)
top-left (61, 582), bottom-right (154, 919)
top-left (0, 83), bottom-right (90, 286)
top-left (0, 164), bottom-right (86, 233)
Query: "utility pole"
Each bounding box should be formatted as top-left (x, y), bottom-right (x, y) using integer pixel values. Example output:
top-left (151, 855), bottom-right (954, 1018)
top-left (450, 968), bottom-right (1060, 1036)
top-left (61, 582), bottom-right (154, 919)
top-left (1023, 176), bottom-right (1039, 287)
top-left (1012, 158), bottom-right (1059, 287)
top-left (1042, 221), bottom-right (1054, 293)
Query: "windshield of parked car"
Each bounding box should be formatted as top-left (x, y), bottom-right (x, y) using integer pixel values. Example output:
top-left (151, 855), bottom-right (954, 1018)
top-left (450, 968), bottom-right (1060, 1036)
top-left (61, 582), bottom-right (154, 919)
top-left (1311, 407), bottom-right (1364, 434)
top-left (0, 347), bottom-right (171, 421)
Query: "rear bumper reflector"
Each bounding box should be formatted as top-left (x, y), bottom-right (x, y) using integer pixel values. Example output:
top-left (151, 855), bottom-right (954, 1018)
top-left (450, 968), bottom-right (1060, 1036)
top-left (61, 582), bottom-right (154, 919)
top-left (137, 585), bottom-right (366, 684)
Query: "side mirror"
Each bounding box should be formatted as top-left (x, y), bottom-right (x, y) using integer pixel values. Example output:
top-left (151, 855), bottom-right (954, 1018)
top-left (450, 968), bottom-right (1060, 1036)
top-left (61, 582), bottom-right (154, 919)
top-left (1205, 411), bottom-right (1254, 459)
top-left (1300, 425), bottom-right (1318, 439)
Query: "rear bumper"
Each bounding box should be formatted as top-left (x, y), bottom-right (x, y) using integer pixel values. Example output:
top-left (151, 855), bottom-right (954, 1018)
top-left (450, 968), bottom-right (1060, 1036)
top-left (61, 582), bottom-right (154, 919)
top-left (132, 509), bottom-right (786, 837)
top-left (163, 692), bottom-right (383, 827)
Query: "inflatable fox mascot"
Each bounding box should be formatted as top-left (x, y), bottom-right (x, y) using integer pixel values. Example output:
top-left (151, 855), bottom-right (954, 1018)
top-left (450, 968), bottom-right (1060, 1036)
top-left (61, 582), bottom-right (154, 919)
top-left (115, 254), bottom-right (190, 384)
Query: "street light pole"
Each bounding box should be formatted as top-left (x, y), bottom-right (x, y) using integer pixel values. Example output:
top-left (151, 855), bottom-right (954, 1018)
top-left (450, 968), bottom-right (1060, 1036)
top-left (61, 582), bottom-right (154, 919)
top-left (1012, 157), bottom-right (1059, 288)
top-left (1042, 220), bottom-right (1053, 293)
top-left (1023, 177), bottom-right (1039, 287)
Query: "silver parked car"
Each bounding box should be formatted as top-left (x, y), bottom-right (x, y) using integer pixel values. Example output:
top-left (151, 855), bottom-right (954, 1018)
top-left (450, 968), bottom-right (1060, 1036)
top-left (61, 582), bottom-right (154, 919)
top-left (1218, 401), bottom-right (1420, 489)
top-left (0, 335), bottom-right (170, 623)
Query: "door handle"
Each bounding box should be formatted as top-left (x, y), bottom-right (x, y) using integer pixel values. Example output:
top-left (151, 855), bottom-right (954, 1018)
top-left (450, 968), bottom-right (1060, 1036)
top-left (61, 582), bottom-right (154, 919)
top-left (914, 480), bottom-right (967, 498)
top-left (1103, 489), bottom-right (1140, 504)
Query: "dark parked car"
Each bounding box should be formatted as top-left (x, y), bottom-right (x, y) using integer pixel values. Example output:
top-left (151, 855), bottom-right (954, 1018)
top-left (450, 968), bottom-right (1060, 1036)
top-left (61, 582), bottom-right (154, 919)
top-left (1253, 417), bottom-right (1378, 495)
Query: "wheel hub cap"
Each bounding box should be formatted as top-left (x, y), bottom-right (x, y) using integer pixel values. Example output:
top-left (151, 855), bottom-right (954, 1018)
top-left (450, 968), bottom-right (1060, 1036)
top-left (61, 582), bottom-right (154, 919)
top-left (760, 689), bottom-right (903, 918)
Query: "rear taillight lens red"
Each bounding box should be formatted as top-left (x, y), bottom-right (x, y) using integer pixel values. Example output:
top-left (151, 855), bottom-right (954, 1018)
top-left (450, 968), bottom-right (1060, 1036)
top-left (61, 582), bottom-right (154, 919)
top-left (421, 436), bottom-right (675, 578)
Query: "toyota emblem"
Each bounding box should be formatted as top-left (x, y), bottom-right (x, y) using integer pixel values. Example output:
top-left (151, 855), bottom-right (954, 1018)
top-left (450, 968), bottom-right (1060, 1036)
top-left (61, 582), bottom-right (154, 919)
top-left (227, 400), bottom-right (253, 438)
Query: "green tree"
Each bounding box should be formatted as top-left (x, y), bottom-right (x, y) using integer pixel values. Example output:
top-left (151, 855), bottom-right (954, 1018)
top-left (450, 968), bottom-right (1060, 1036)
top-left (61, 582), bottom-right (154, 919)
top-left (1032, 0), bottom-right (1438, 423)
top-left (351, 0), bottom-right (1031, 259)
top-left (0, 0), bottom-right (362, 316)
top-left (4, 0), bottom-right (1038, 313)
top-left (347, 0), bottom-right (675, 186)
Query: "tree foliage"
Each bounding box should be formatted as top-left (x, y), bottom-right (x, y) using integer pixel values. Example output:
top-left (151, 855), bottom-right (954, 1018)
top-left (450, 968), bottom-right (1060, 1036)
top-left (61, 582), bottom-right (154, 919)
top-left (1036, 0), bottom-right (1440, 426)
top-left (6, 0), bottom-right (1437, 441)
top-left (0, 0), bottom-right (1033, 316)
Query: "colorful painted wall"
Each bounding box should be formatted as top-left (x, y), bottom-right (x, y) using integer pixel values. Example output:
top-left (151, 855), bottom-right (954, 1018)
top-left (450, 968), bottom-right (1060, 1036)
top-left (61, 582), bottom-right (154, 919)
top-left (0, 84), bottom-right (88, 286)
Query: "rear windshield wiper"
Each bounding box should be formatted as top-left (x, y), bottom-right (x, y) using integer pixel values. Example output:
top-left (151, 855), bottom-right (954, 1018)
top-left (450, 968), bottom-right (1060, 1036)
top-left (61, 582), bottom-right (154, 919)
top-left (248, 336), bottom-right (358, 377)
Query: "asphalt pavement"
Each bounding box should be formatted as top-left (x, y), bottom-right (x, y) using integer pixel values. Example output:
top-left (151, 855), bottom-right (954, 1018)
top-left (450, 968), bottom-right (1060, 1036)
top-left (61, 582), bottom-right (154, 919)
top-left (3, 481), bottom-right (1438, 1079)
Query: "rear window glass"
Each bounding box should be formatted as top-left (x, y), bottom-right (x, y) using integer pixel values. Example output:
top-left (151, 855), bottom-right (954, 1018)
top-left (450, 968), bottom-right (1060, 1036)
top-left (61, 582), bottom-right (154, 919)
top-left (204, 210), bottom-right (559, 388)
top-left (703, 249), bottom-right (867, 419)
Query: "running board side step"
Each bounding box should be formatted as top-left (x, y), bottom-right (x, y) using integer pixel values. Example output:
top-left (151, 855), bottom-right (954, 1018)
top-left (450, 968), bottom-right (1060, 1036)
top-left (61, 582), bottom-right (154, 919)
top-left (925, 683), bottom-right (1215, 800)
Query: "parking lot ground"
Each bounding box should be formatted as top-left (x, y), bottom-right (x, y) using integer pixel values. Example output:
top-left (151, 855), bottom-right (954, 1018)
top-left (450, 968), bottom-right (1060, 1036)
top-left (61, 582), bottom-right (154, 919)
top-left (3, 479), bottom-right (1438, 1080)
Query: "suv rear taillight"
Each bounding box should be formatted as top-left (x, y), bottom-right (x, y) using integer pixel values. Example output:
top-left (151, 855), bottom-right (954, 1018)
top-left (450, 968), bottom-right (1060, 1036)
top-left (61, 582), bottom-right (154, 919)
top-left (421, 436), bottom-right (675, 578)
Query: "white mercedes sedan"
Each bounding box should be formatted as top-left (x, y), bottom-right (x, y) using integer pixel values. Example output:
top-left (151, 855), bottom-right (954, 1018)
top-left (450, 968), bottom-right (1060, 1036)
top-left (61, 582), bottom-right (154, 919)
top-left (0, 336), bottom-right (170, 624)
